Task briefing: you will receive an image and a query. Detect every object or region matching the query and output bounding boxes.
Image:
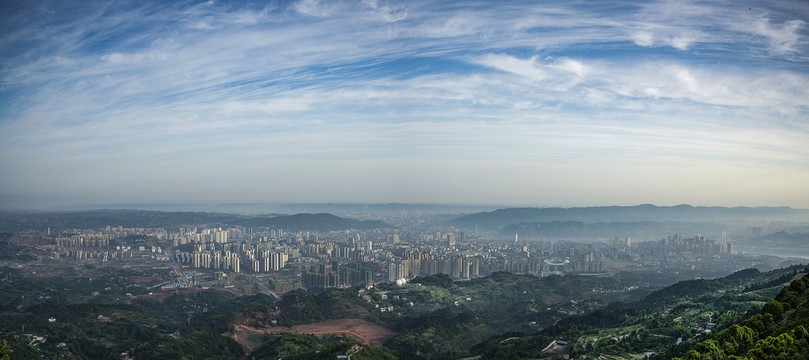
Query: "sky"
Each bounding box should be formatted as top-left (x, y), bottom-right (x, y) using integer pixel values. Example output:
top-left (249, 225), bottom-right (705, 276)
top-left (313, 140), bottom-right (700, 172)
top-left (1, 0), bottom-right (808, 210)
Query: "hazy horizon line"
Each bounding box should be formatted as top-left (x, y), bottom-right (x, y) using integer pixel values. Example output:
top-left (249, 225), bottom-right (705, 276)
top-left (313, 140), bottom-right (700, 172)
top-left (2, 200), bottom-right (807, 213)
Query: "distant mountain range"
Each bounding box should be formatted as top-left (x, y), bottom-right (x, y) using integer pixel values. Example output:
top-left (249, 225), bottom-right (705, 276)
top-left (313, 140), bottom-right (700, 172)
top-left (277, 202), bottom-right (502, 214)
top-left (500, 220), bottom-right (728, 241)
top-left (227, 213), bottom-right (390, 231)
top-left (451, 204), bottom-right (809, 228)
top-left (0, 210), bottom-right (391, 233)
top-left (734, 231), bottom-right (809, 258)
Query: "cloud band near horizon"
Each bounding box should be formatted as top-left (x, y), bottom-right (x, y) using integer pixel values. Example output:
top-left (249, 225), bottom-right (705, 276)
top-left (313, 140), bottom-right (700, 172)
top-left (1, 0), bottom-right (808, 209)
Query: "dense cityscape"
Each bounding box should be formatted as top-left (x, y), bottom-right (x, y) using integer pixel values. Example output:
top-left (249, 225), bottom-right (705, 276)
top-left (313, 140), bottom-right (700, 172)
top-left (27, 213), bottom-right (804, 294)
top-left (1, 207), bottom-right (808, 359)
top-left (2, 0), bottom-right (808, 358)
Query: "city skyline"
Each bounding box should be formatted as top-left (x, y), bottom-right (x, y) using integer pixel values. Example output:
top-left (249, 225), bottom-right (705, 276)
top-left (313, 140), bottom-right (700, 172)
top-left (1, 0), bottom-right (808, 209)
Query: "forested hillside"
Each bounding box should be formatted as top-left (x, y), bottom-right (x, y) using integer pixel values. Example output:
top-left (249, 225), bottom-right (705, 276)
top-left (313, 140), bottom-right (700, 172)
top-left (465, 266), bottom-right (808, 359)
top-left (2, 265), bottom-right (806, 359)
top-left (667, 273), bottom-right (809, 360)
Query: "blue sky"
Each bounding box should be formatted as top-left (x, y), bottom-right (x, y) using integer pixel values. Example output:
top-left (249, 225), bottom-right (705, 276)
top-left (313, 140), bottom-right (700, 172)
top-left (1, 0), bottom-right (808, 209)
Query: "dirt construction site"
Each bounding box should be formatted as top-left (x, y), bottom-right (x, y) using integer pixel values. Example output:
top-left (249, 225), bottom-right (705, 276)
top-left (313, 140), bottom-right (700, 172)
top-left (234, 318), bottom-right (397, 350)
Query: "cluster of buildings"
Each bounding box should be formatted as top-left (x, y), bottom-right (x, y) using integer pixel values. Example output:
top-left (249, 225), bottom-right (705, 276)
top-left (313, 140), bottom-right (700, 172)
top-left (501, 252), bottom-right (606, 276)
top-left (387, 253), bottom-right (481, 281)
top-left (44, 217), bottom-right (763, 292)
top-left (169, 227), bottom-right (240, 245)
top-left (52, 233), bottom-right (167, 262)
top-left (55, 234), bottom-right (112, 248)
top-left (174, 242), bottom-right (289, 274)
top-left (300, 262), bottom-right (375, 288)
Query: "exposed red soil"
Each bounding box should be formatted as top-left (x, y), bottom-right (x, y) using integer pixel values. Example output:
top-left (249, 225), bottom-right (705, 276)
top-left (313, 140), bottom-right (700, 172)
top-left (129, 276), bottom-right (163, 283)
top-left (8, 234), bottom-right (51, 246)
top-left (234, 318), bottom-right (396, 347)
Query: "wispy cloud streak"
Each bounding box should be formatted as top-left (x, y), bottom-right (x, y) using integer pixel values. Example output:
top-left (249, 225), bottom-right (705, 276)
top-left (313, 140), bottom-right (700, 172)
top-left (1, 0), bottom-right (808, 207)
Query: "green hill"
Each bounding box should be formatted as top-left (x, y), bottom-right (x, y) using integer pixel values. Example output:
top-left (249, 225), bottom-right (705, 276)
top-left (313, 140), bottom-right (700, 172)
top-left (228, 213), bottom-right (391, 231)
top-left (3, 263), bottom-right (806, 360)
top-left (0, 210), bottom-right (391, 234)
top-left (463, 265), bottom-right (808, 359)
top-left (451, 205), bottom-right (809, 229)
top-left (666, 273), bottom-right (809, 360)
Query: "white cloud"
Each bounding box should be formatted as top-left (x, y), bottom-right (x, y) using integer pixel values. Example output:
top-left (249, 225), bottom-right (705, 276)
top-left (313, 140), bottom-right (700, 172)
top-left (219, 97), bottom-right (314, 114)
top-left (632, 31), bottom-right (655, 46)
top-left (188, 21), bottom-right (214, 30)
top-left (415, 15), bottom-right (479, 38)
top-left (630, 26), bottom-right (701, 50)
top-left (362, 0), bottom-right (408, 22)
top-left (99, 48), bottom-right (170, 64)
top-left (474, 53), bottom-right (547, 81)
top-left (551, 58), bottom-right (590, 77)
top-left (752, 17), bottom-right (805, 54)
top-left (668, 36), bottom-right (694, 50)
top-left (591, 62), bottom-right (809, 109)
top-left (2, 0), bottom-right (809, 207)
top-left (294, 0), bottom-right (331, 17)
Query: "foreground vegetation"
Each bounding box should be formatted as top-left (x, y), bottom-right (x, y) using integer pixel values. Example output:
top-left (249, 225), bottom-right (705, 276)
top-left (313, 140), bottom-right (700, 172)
top-left (668, 272), bottom-right (809, 360)
top-left (1, 260), bottom-right (807, 359)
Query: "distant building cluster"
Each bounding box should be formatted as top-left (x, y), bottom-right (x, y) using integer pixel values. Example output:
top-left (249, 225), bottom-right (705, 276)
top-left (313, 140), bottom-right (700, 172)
top-left (503, 252), bottom-right (605, 276)
top-left (52, 233), bottom-right (167, 262)
top-left (39, 212), bottom-right (764, 295)
top-left (170, 227), bottom-right (235, 245)
top-left (632, 234), bottom-right (734, 256)
top-left (55, 234), bottom-right (111, 247)
top-left (611, 237), bottom-right (632, 248)
top-left (388, 252), bottom-right (481, 281)
top-left (175, 242), bottom-right (289, 274)
top-left (102, 225), bottom-right (168, 239)
top-left (301, 262), bottom-right (374, 288)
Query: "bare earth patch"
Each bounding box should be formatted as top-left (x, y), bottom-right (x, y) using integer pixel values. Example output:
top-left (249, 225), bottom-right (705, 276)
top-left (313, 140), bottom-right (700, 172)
top-left (788, 273), bottom-right (807, 285)
top-left (235, 318), bottom-right (396, 348)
